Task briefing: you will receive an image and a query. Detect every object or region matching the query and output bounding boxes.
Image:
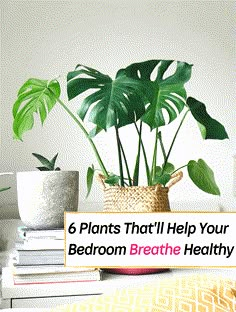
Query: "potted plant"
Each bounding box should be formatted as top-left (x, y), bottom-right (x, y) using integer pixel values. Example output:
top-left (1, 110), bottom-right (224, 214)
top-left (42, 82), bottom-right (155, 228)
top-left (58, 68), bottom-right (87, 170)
top-left (12, 59), bottom-right (228, 210)
top-left (16, 153), bottom-right (79, 229)
top-left (12, 59), bottom-right (228, 274)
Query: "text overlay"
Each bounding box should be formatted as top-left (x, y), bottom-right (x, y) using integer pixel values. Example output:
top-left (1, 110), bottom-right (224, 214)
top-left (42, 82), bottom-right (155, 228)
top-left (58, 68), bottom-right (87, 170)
top-left (65, 212), bottom-right (236, 268)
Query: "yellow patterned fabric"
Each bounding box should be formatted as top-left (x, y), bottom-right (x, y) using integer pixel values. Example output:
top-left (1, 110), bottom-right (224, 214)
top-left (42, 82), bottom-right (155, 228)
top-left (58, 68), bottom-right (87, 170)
top-left (47, 274), bottom-right (236, 312)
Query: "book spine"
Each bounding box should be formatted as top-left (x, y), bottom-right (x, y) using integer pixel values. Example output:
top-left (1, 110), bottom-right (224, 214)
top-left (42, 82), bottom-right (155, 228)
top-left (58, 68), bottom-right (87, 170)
top-left (17, 226), bottom-right (64, 240)
top-left (15, 240), bottom-right (64, 250)
top-left (13, 271), bottom-right (101, 284)
top-left (12, 266), bottom-right (96, 275)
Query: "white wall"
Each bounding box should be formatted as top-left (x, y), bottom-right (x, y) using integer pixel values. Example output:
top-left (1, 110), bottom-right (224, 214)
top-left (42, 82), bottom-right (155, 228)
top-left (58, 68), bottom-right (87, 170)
top-left (0, 0), bottom-right (235, 218)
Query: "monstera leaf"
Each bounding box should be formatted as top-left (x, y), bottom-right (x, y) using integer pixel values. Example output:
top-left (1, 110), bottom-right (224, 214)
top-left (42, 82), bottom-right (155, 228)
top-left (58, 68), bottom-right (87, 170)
top-left (13, 79), bottom-right (61, 140)
top-left (67, 65), bottom-right (146, 131)
top-left (122, 60), bottom-right (193, 129)
top-left (187, 97), bottom-right (229, 140)
top-left (187, 159), bottom-right (220, 195)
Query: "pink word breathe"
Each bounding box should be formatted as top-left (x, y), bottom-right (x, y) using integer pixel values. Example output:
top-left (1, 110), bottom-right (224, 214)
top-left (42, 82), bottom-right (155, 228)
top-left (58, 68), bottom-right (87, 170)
top-left (130, 243), bottom-right (181, 255)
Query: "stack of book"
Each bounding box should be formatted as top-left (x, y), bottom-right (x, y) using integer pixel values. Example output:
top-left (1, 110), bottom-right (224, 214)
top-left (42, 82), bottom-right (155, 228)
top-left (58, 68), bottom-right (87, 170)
top-left (7, 226), bottom-right (101, 285)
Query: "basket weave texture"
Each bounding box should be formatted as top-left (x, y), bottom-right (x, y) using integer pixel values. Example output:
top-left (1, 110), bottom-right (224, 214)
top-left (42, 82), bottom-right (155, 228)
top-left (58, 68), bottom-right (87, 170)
top-left (103, 185), bottom-right (170, 213)
top-left (101, 173), bottom-right (182, 274)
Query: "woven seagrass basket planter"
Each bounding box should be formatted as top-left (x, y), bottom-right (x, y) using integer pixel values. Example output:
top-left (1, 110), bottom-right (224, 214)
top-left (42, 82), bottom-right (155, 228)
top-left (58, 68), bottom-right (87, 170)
top-left (103, 184), bottom-right (170, 213)
top-left (100, 172), bottom-right (183, 275)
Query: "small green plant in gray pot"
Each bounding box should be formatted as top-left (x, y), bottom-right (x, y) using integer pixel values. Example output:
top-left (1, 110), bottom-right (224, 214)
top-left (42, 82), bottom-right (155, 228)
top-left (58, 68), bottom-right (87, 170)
top-left (16, 153), bottom-right (79, 229)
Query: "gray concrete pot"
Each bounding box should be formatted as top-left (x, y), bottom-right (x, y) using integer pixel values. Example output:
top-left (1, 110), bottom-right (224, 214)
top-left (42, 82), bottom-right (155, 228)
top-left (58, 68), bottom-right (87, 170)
top-left (17, 171), bottom-right (79, 229)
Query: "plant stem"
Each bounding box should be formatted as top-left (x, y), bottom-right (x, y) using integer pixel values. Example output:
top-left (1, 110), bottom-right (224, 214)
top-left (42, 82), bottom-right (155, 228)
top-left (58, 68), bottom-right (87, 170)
top-left (151, 128), bottom-right (159, 185)
top-left (133, 122), bottom-right (142, 186)
top-left (171, 164), bottom-right (188, 175)
top-left (134, 123), bottom-right (150, 185)
top-left (115, 126), bottom-right (125, 187)
top-left (57, 98), bottom-right (109, 177)
top-left (162, 109), bottom-right (190, 173)
top-left (119, 138), bottom-right (132, 186)
top-left (158, 131), bottom-right (166, 160)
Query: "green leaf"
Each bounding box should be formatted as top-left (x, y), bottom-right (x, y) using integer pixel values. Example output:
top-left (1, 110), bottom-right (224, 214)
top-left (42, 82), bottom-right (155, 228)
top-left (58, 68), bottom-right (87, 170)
top-left (156, 163), bottom-right (175, 176)
top-left (155, 166), bottom-right (162, 176)
top-left (13, 79), bottom-right (61, 140)
top-left (36, 166), bottom-right (51, 171)
top-left (153, 163), bottom-right (174, 186)
top-left (187, 159), bottom-right (220, 195)
top-left (162, 162), bottom-right (175, 174)
top-left (104, 174), bottom-right (120, 186)
top-left (153, 173), bottom-right (171, 186)
top-left (67, 64), bottom-right (146, 131)
top-left (86, 165), bottom-right (95, 198)
top-left (89, 126), bottom-right (104, 138)
top-left (123, 60), bottom-right (193, 129)
top-left (32, 153), bottom-right (53, 170)
top-left (0, 187), bottom-right (11, 192)
top-left (33, 153), bottom-right (60, 171)
top-left (187, 97), bottom-right (229, 140)
top-left (50, 153), bottom-right (59, 170)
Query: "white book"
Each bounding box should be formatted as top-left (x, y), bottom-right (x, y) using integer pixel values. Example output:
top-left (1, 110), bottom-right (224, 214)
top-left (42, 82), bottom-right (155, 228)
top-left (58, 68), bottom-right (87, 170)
top-left (11, 264), bottom-right (96, 275)
top-left (13, 269), bottom-right (102, 285)
top-left (18, 226), bottom-right (64, 240)
top-left (15, 239), bottom-right (64, 250)
top-left (13, 249), bottom-right (64, 266)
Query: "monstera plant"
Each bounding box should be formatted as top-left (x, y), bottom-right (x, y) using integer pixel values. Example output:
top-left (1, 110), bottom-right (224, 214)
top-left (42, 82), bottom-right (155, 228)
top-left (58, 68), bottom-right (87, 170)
top-left (12, 59), bottom-right (228, 197)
